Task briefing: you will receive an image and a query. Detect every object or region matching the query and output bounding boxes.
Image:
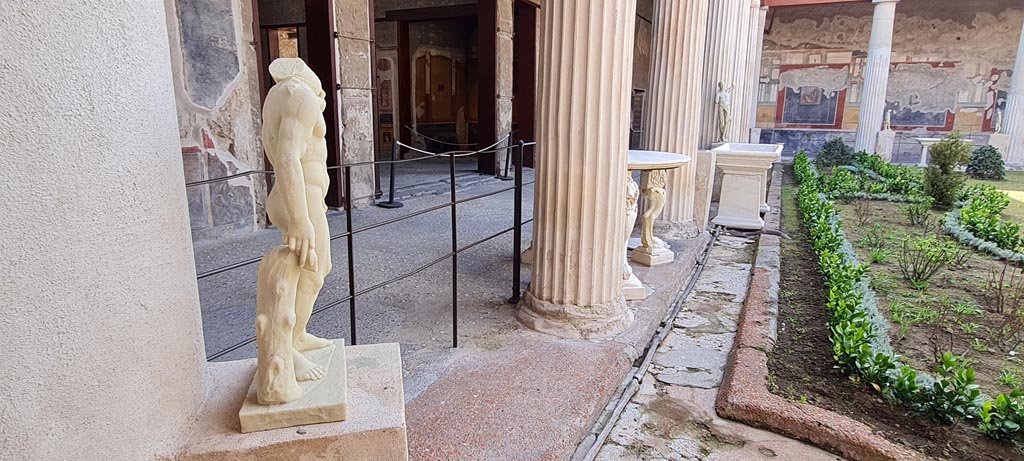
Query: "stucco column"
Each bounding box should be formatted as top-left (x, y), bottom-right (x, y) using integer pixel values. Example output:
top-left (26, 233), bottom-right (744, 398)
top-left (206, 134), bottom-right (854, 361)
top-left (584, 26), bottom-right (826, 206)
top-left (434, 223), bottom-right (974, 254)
top-left (748, 6), bottom-right (769, 137)
top-left (1003, 19), bottom-right (1024, 165)
top-left (854, 0), bottom-right (900, 153)
top-left (518, 0), bottom-right (637, 339)
top-left (735, 0), bottom-right (762, 139)
top-left (646, 0), bottom-right (709, 234)
top-left (700, 0), bottom-right (752, 147)
top-left (0, 1), bottom-right (206, 459)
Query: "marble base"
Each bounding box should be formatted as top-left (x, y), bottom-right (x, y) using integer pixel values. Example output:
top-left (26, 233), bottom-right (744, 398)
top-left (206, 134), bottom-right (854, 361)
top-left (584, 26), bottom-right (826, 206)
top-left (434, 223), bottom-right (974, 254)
top-left (517, 291), bottom-right (633, 339)
top-left (712, 214), bottom-right (765, 230)
top-left (628, 237), bottom-right (671, 251)
top-left (631, 246), bottom-right (674, 266)
top-left (239, 340), bottom-right (347, 434)
top-left (622, 273), bottom-right (648, 301)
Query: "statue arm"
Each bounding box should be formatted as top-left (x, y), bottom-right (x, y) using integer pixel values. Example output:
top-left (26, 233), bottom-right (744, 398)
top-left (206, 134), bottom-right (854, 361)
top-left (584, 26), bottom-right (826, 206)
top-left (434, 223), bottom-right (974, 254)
top-left (272, 95), bottom-right (319, 269)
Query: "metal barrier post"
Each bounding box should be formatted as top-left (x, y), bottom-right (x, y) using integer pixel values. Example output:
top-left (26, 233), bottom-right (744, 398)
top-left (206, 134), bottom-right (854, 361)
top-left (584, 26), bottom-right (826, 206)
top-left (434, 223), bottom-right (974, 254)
top-left (344, 165), bottom-right (358, 344)
top-left (377, 141), bottom-right (404, 208)
top-left (449, 150), bottom-right (459, 348)
top-left (509, 140), bottom-right (525, 304)
top-left (496, 141), bottom-right (514, 181)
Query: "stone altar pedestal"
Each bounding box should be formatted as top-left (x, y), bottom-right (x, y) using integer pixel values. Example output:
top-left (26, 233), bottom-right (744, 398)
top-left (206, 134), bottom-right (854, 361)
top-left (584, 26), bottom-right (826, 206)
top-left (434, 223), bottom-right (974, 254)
top-left (990, 133), bottom-right (1011, 158)
top-left (711, 143), bottom-right (782, 230)
top-left (876, 129), bottom-right (896, 162)
top-left (628, 150), bottom-right (691, 267)
top-left (917, 137), bottom-right (973, 167)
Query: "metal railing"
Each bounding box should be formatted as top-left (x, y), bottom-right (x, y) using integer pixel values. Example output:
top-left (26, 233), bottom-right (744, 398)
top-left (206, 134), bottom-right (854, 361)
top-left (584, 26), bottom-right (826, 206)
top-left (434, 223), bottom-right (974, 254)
top-left (187, 137), bottom-right (535, 361)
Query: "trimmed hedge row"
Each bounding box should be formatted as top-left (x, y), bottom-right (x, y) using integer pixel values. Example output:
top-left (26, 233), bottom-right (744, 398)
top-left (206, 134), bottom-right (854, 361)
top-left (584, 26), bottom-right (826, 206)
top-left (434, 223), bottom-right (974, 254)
top-left (793, 152), bottom-right (1024, 440)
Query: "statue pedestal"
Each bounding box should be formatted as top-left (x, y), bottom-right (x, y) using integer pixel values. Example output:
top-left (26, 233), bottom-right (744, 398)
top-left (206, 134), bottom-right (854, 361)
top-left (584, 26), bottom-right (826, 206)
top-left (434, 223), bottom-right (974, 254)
top-left (622, 273), bottom-right (647, 301)
top-left (239, 339), bottom-right (348, 433)
top-left (876, 129), bottom-right (896, 162)
top-left (990, 133), bottom-right (1011, 157)
top-left (711, 143), bottom-right (783, 231)
top-left (183, 343), bottom-right (409, 460)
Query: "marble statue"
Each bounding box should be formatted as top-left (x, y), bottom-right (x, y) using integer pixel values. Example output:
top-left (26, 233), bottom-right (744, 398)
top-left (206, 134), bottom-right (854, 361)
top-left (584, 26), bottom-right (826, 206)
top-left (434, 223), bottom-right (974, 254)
top-left (995, 109), bottom-right (1004, 134)
top-left (884, 109), bottom-right (892, 131)
top-left (715, 82), bottom-right (733, 143)
top-left (255, 58), bottom-right (335, 405)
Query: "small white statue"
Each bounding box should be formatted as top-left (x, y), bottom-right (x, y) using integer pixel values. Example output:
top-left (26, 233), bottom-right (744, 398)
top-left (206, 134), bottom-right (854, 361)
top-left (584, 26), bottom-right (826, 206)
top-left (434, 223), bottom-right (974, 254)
top-left (255, 58), bottom-right (335, 405)
top-left (995, 109), bottom-right (1004, 134)
top-left (884, 109), bottom-right (892, 131)
top-left (716, 82), bottom-right (733, 143)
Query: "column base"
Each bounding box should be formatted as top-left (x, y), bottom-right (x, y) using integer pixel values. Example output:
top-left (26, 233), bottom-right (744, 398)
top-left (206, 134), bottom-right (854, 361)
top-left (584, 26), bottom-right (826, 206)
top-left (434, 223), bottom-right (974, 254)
top-left (622, 273), bottom-right (648, 301)
top-left (517, 290), bottom-right (633, 339)
top-left (631, 246), bottom-right (674, 267)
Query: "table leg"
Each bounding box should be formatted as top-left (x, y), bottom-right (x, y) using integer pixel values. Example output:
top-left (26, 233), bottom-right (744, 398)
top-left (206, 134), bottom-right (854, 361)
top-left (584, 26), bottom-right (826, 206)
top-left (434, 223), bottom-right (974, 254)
top-left (622, 173), bottom-right (646, 300)
top-left (631, 169), bottom-right (674, 266)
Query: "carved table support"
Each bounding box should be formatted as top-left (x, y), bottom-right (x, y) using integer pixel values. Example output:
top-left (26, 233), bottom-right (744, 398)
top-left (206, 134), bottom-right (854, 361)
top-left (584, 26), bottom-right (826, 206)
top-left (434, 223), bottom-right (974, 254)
top-left (631, 169), bottom-right (675, 266)
top-left (622, 173), bottom-right (646, 300)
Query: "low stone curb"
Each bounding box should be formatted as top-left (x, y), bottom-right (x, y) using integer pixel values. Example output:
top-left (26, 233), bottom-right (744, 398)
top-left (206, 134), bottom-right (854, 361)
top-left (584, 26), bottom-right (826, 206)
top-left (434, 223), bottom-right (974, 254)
top-left (715, 164), bottom-right (926, 461)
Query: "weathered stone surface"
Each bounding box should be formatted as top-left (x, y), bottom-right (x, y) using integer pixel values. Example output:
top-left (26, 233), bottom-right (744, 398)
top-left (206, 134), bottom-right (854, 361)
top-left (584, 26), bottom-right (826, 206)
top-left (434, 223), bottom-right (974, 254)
top-left (597, 234), bottom-right (840, 460)
top-left (177, 0), bottom-right (240, 109)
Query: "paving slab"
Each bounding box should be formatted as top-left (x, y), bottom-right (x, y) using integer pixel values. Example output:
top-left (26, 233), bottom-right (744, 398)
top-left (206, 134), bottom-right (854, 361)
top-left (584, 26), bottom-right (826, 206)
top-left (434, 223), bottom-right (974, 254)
top-left (596, 236), bottom-right (844, 461)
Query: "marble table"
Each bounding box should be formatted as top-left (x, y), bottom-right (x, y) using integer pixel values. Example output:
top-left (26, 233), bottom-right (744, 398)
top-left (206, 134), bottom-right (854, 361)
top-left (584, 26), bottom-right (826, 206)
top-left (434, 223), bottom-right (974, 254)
top-left (622, 150), bottom-right (691, 300)
top-left (917, 137), bottom-right (973, 167)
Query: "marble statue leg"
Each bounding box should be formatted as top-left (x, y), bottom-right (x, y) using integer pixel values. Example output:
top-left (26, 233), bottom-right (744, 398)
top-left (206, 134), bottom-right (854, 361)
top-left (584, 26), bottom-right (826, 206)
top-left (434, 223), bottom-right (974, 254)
top-left (632, 170), bottom-right (674, 266)
top-left (622, 173), bottom-right (647, 300)
top-left (255, 247), bottom-right (303, 405)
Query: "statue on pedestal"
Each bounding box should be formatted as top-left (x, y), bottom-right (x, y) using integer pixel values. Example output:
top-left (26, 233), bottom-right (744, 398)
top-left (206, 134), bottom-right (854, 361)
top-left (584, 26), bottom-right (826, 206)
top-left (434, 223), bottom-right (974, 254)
top-left (884, 109), bottom-right (892, 131)
top-left (255, 58), bottom-right (335, 405)
top-left (995, 109), bottom-right (1004, 134)
top-left (715, 82), bottom-right (733, 143)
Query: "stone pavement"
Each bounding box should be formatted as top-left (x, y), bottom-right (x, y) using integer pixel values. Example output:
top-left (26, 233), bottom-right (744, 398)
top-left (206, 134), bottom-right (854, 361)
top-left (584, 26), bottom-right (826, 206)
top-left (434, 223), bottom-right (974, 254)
top-left (596, 235), bottom-right (845, 461)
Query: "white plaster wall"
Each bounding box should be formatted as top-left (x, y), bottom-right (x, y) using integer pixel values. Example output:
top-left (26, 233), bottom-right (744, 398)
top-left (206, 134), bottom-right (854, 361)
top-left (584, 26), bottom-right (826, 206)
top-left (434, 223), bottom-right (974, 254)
top-left (0, 1), bottom-right (207, 459)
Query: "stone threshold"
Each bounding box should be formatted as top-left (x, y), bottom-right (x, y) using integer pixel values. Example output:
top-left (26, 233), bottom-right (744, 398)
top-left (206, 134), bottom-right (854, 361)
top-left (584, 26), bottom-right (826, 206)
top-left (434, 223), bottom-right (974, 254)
top-left (405, 231), bottom-right (712, 460)
top-left (715, 164), bottom-right (925, 461)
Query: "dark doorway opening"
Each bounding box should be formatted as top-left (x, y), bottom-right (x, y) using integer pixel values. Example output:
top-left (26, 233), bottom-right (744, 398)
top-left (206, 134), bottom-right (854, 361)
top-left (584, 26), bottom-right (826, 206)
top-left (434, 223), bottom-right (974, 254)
top-left (253, 0), bottom-right (344, 208)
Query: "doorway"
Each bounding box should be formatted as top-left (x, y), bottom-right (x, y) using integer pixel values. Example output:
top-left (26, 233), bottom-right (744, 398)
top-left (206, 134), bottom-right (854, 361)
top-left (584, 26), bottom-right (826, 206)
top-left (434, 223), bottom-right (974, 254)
top-left (253, 0), bottom-right (344, 207)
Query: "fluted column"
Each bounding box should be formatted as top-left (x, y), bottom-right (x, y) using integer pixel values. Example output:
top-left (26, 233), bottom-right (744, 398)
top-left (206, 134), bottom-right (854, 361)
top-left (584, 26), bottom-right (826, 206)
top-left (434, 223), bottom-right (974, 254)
top-left (700, 0), bottom-right (753, 148)
top-left (735, 0), bottom-right (762, 138)
top-left (1003, 19), bottom-right (1024, 165)
top-left (518, 0), bottom-right (637, 339)
top-left (646, 0), bottom-right (708, 233)
top-left (854, 0), bottom-right (900, 153)
top-left (748, 6), bottom-right (769, 135)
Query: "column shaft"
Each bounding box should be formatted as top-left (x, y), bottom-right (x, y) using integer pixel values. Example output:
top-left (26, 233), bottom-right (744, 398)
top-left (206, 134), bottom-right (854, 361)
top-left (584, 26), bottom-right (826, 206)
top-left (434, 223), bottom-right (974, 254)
top-left (854, 0), bottom-right (900, 153)
top-left (520, 0), bottom-right (637, 339)
top-left (700, 0), bottom-right (751, 148)
top-left (646, 0), bottom-right (709, 229)
top-left (0, 0), bottom-right (205, 458)
top-left (736, 0), bottom-right (762, 138)
top-left (748, 6), bottom-right (769, 135)
top-left (1004, 19), bottom-right (1024, 164)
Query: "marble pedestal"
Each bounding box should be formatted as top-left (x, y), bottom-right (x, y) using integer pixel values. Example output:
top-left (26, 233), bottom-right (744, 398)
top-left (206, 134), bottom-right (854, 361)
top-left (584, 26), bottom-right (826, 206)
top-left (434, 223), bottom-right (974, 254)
top-left (990, 133), bottom-right (1011, 157)
top-left (239, 339), bottom-right (348, 433)
top-left (711, 143), bottom-right (782, 230)
top-left (876, 129), bottom-right (896, 162)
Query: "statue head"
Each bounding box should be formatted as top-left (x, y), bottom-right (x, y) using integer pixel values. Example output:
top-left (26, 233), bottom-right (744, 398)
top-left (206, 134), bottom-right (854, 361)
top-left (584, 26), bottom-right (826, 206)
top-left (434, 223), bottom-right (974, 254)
top-left (718, 82), bottom-right (724, 91)
top-left (269, 58), bottom-right (326, 100)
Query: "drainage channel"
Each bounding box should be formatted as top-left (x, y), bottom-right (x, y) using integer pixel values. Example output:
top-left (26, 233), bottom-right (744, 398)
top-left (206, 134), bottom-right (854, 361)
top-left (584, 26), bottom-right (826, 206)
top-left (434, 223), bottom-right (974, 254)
top-left (573, 228), bottom-right (721, 461)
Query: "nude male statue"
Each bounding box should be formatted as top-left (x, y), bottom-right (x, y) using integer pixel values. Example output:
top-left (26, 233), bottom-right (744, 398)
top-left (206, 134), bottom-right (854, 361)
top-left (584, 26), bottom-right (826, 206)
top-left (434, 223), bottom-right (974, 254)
top-left (716, 82), bottom-right (734, 143)
top-left (254, 58), bottom-right (334, 404)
